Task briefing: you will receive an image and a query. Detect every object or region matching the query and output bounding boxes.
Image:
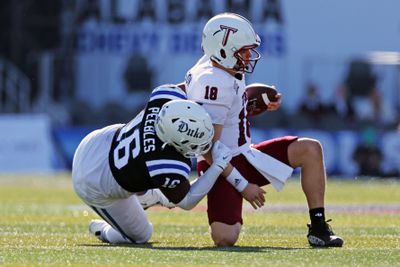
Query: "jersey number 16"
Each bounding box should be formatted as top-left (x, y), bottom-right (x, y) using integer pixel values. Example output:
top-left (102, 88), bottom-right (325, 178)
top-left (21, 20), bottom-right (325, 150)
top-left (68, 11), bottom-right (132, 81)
top-left (113, 112), bottom-right (142, 169)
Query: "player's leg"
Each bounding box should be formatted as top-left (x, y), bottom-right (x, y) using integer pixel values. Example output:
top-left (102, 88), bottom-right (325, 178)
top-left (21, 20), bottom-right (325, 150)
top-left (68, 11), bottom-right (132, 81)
top-left (255, 136), bottom-right (342, 246)
top-left (70, 126), bottom-right (152, 244)
top-left (255, 136), bottom-right (325, 204)
top-left (89, 194), bottom-right (153, 244)
top-left (207, 176), bottom-right (243, 246)
top-left (286, 137), bottom-right (343, 247)
top-left (198, 161), bottom-right (243, 246)
top-left (210, 221), bottom-right (241, 247)
top-left (254, 136), bottom-right (325, 208)
top-left (199, 157), bottom-right (269, 247)
top-left (286, 138), bottom-right (326, 209)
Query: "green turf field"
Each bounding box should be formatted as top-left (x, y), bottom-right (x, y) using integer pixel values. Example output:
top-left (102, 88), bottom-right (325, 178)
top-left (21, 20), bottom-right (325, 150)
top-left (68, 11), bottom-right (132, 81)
top-left (0, 174), bottom-right (399, 266)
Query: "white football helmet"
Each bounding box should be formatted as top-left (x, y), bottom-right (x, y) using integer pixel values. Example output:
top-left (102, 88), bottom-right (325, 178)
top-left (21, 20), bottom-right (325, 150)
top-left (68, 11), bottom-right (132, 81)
top-left (155, 100), bottom-right (214, 158)
top-left (201, 13), bottom-right (261, 73)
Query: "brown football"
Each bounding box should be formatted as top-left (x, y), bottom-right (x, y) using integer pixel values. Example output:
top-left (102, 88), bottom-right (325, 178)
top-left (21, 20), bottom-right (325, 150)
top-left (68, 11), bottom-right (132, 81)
top-left (246, 83), bottom-right (278, 117)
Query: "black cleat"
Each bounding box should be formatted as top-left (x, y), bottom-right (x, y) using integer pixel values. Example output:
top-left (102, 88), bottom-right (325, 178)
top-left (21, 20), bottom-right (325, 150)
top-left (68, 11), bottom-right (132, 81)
top-left (307, 219), bottom-right (344, 247)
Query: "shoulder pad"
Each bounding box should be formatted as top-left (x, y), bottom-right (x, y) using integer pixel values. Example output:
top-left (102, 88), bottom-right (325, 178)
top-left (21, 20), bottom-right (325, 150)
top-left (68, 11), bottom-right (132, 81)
top-left (149, 84), bottom-right (187, 102)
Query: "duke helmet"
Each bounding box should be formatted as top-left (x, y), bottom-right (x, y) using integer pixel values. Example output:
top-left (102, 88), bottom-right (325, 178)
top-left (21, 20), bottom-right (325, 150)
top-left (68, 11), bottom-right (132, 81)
top-left (155, 100), bottom-right (214, 158)
top-left (201, 12), bottom-right (261, 73)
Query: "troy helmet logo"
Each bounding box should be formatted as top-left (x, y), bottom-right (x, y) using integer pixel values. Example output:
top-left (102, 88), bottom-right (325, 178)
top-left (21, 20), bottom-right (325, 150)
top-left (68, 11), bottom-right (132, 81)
top-left (219, 25), bottom-right (238, 46)
top-left (178, 121), bottom-right (205, 139)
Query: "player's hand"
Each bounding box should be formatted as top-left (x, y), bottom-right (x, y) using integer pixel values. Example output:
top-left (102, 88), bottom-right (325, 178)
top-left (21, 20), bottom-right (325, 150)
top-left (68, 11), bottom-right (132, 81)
top-left (241, 183), bottom-right (266, 209)
top-left (267, 93), bottom-right (281, 111)
top-left (211, 140), bottom-right (232, 170)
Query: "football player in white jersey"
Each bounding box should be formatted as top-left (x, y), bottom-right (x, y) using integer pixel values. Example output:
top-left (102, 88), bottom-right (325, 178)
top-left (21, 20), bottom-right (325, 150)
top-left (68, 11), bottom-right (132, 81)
top-left (72, 84), bottom-right (234, 244)
top-left (184, 13), bottom-right (343, 247)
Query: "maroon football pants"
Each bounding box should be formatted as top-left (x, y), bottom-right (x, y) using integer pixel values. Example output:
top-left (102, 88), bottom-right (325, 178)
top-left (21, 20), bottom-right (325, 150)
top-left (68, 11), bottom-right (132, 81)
top-left (197, 136), bottom-right (297, 225)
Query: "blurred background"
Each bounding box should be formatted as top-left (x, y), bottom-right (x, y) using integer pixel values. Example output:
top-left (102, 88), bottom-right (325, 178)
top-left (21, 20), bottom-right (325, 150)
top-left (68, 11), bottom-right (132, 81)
top-left (0, 0), bottom-right (399, 178)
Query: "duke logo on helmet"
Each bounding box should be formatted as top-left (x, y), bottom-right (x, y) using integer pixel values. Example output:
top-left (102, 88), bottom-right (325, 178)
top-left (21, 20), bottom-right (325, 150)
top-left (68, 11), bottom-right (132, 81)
top-left (178, 121), bottom-right (205, 139)
top-left (155, 99), bottom-right (214, 158)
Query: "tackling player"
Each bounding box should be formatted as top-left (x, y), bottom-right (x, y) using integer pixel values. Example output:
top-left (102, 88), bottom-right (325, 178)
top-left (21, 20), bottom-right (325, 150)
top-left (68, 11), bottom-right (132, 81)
top-left (184, 13), bottom-right (344, 247)
top-left (72, 84), bottom-right (233, 244)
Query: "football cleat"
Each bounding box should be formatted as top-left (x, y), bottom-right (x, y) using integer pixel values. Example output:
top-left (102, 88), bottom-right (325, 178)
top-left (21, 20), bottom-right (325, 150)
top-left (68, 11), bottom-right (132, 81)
top-left (137, 189), bottom-right (176, 210)
top-left (89, 219), bottom-right (108, 242)
top-left (307, 220), bottom-right (344, 247)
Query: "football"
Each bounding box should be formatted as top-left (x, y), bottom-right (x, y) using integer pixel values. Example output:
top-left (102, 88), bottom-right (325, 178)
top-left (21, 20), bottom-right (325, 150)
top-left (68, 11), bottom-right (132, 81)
top-left (246, 83), bottom-right (278, 117)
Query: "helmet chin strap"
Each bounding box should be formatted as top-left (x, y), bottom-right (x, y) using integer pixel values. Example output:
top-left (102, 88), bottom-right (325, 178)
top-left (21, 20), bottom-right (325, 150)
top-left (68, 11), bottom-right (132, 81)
top-left (161, 142), bottom-right (168, 150)
top-left (234, 73), bottom-right (243, 80)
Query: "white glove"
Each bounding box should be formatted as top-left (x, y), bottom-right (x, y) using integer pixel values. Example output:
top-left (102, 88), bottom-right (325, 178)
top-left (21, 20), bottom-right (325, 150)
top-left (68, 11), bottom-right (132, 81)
top-left (211, 141), bottom-right (232, 170)
top-left (137, 189), bottom-right (176, 210)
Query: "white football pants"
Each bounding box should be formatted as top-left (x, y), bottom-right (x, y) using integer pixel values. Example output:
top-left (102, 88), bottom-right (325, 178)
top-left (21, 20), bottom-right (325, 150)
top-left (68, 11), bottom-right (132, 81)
top-left (72, 124), bottom-right (153, 244)
top-left (89, 195), bottom-right (153, 244)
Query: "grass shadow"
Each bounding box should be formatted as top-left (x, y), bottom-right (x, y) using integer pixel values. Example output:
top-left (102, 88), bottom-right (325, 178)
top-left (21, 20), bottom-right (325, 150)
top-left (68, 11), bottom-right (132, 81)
top-left (80, 243), bottom-right (310, 252)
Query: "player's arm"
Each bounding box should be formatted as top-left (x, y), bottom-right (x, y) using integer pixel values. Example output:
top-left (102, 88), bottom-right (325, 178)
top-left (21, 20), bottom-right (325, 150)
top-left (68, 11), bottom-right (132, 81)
top-left (161, 141), bottom-right (232, 210)
top-left (202, 124), bottom-right (266, 209)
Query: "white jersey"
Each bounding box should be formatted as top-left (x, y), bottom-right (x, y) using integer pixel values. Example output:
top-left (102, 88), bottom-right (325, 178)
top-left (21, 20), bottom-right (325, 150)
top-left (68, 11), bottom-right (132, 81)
top-left (186, 56), bottom-right (294, 191)
top-left (72, 85), bottom-right (192, 207)
top-left (72, 124), bottom-right (132, 207)
top-left (185, 55), bottom-right (250, 156)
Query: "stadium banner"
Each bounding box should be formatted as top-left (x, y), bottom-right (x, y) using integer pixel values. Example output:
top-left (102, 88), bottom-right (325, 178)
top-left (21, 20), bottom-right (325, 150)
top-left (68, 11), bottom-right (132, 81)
top-left (1, 114), bottom-right (397, 176)
top-left (74, 0), bottom-right (286, 108)
top-left (73, 0), bottom-right (400, 112)
top-left (0, 114), bottom-right (57, 173)
top-left (52, 126), bottom-right (400, 177)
